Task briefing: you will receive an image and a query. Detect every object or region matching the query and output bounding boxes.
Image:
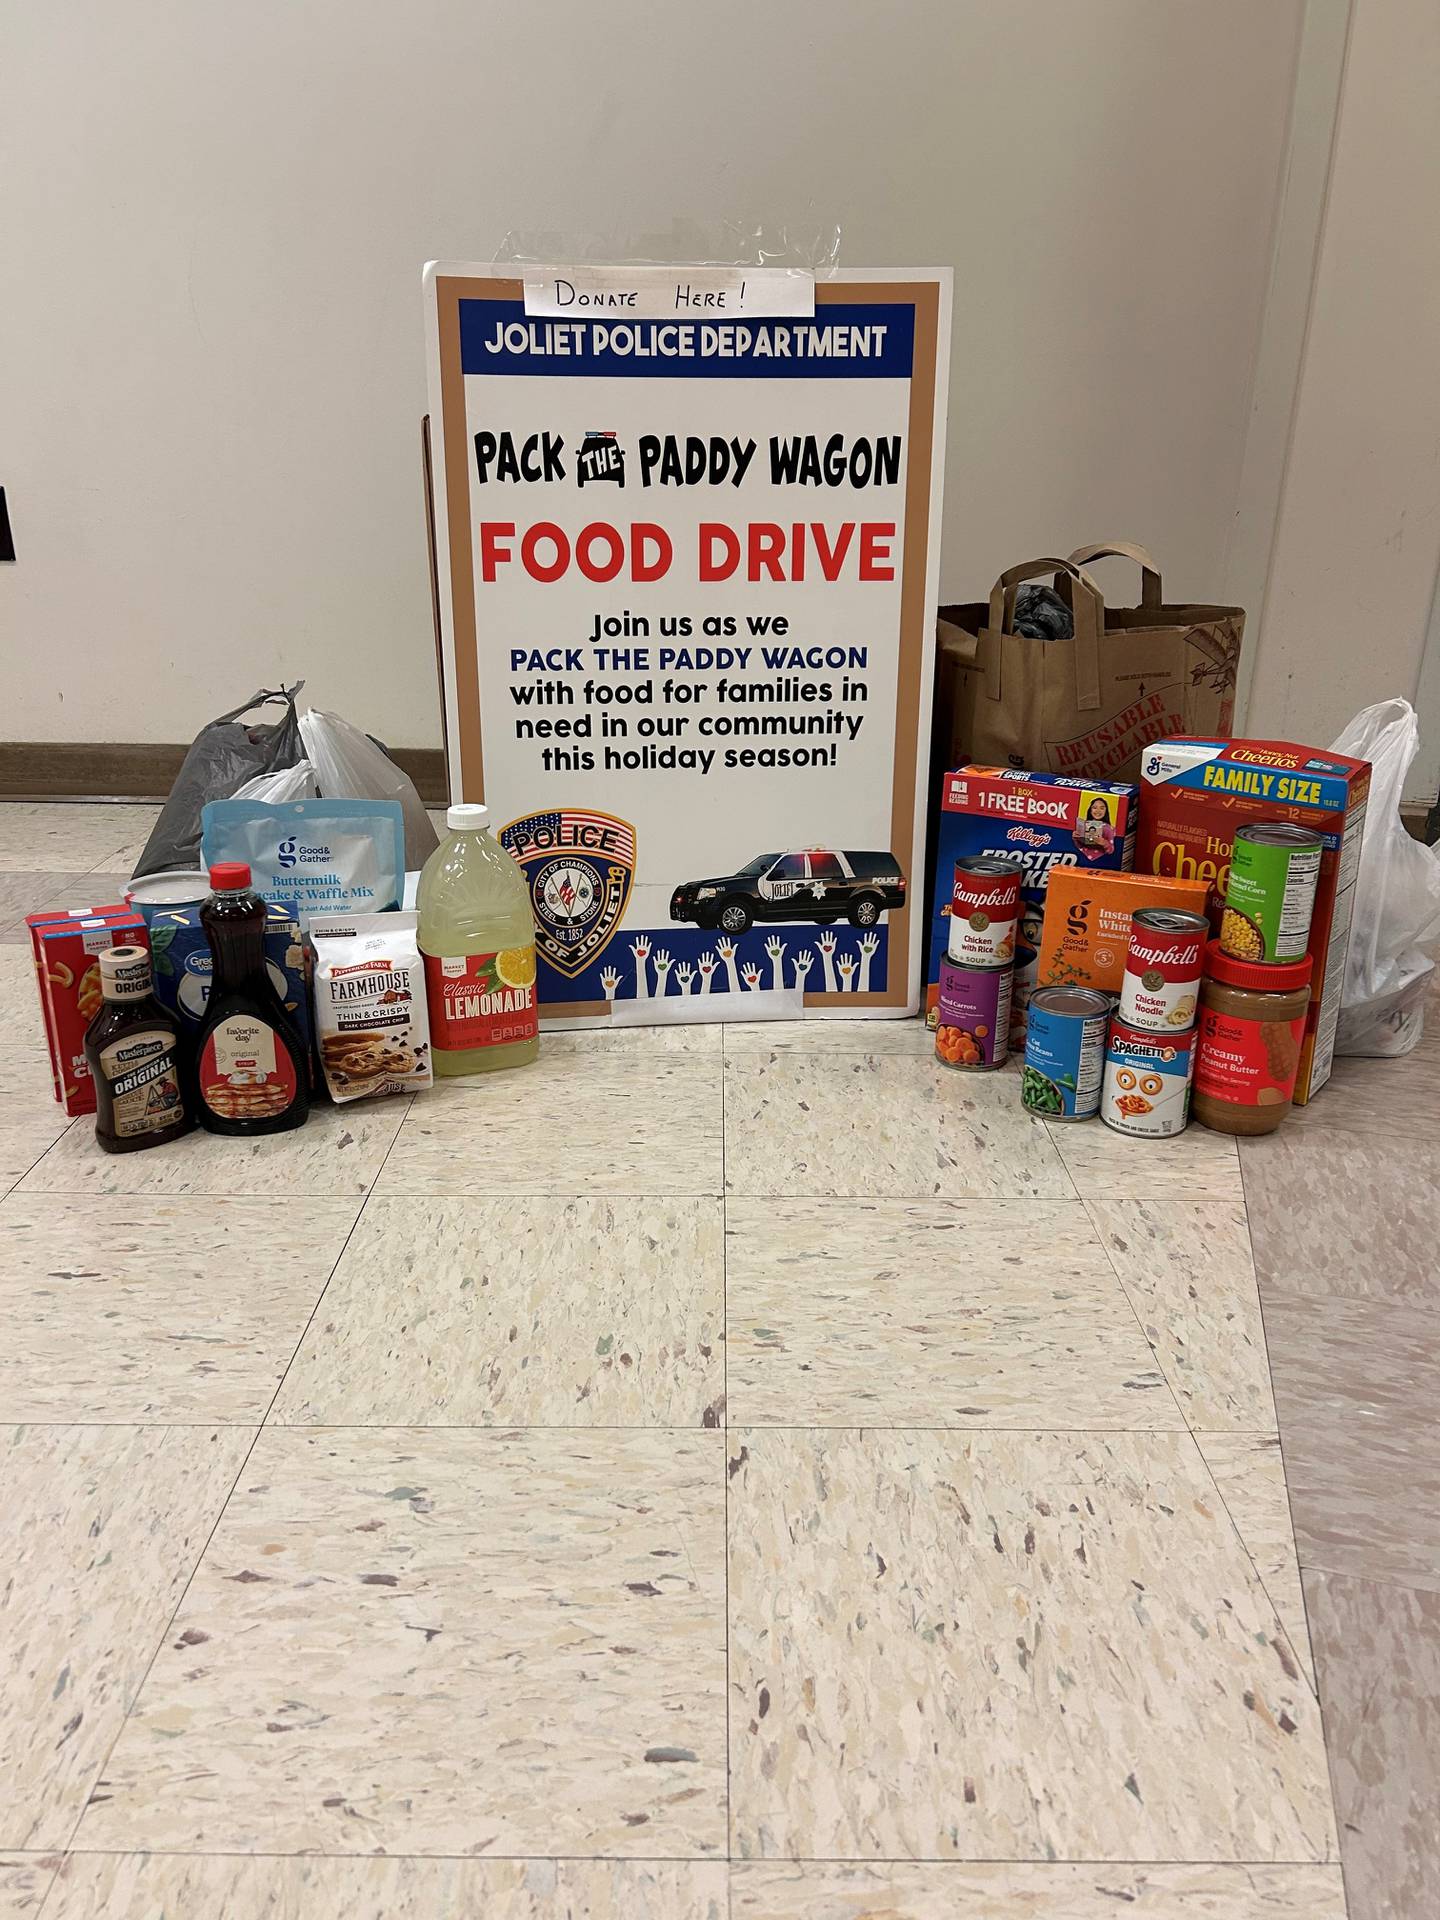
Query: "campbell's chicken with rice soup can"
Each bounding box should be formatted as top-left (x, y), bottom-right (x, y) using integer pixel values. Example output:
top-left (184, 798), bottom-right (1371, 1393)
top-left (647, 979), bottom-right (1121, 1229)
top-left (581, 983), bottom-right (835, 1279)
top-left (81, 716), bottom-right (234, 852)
top-left (947, 855), bottom-right (1022, 968)
top-left (1117, 907), bottom-right (1208, 1033)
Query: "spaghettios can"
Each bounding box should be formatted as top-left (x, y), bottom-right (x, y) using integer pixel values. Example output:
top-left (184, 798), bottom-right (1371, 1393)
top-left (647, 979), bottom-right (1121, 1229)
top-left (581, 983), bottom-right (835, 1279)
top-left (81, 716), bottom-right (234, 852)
top-left (1221, 822), bottom-right (1323, 964)
top-left (1118, 907), bottom-right (1209, 1033)
top-left (1021, 985), bottom-right (1112, 1120)
top-left (936, 957), bottom-right (1012, 1070)
top-left (1101, 1016), bottom-right (1197, 1138)
top-left (947, 856), bottom-right (1023, 969)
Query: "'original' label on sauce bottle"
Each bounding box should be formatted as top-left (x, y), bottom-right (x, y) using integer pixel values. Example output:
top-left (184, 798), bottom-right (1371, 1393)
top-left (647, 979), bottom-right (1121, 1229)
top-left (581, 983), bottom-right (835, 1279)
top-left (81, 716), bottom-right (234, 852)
top-left (425, 950), bottom-right (539, 1052)
top-left (97, 1030), bottom-right (184, 1139)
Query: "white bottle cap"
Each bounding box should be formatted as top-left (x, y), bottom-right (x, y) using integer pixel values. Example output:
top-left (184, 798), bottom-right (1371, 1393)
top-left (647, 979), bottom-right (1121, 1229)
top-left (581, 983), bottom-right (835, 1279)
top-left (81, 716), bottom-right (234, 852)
top-left (447, 802), bottom-right (489, 831)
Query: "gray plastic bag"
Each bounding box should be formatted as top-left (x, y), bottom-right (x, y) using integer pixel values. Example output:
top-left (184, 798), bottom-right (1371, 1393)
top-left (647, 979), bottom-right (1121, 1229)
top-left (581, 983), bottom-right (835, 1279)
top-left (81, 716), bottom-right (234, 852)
top-left (132, 684), bottom-right (305, 878)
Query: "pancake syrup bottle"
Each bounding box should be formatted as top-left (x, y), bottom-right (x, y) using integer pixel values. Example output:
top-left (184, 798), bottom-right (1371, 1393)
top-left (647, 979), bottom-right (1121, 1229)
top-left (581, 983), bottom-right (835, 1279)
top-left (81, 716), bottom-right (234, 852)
top-left (194, 863), bottom-right (309, 1134)
top-left (417, 804), bottom-right (538, 1075)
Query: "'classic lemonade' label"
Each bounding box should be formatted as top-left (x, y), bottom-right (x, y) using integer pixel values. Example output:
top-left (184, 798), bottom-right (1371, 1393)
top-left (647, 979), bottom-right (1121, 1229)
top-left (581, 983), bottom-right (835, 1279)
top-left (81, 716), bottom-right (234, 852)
top-left (425, 948), bottom-right (539, 1051)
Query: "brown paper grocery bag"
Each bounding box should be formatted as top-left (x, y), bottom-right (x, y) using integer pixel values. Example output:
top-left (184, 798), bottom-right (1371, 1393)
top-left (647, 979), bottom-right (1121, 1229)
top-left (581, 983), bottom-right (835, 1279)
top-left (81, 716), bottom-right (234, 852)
top-left (935, 542), bottom-right (1242, 783)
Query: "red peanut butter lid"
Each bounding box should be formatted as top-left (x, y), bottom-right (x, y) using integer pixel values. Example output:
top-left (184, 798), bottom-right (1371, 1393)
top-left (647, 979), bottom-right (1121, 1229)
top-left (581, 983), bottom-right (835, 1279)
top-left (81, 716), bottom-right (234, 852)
top-left (1204, 938), bottom-right (1312, 992)
top-left (208, 862), bottom-right (252, 890)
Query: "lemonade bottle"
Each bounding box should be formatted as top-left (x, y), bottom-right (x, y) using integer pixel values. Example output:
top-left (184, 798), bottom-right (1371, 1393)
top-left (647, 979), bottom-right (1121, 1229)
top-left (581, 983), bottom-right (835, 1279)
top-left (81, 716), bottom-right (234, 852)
top-left (417, 804), bottom-right (539, 1074)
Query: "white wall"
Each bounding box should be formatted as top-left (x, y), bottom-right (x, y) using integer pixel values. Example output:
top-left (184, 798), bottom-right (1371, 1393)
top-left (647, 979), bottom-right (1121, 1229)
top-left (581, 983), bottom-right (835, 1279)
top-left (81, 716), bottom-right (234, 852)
top-left (2, 0), bottom-right (1304, 749)
top-left (1243, 0), bottom-right (1440, 752)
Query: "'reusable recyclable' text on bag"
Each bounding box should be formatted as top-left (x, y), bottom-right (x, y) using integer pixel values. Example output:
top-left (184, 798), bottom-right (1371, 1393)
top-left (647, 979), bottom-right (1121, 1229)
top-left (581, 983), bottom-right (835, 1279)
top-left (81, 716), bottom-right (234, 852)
top-left (934, 542), bottom-right (1243, 785)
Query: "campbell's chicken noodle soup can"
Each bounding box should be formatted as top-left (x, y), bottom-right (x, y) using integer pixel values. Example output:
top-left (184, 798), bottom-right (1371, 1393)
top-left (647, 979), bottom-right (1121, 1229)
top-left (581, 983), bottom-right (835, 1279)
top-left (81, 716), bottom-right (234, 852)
top-left (1021, 986), bottom-right (1112, 1120)
top-left (1101, 1016), bottom-right (1196, 1138)
top-left (935, 958), bottom-right (1012, 1071)
top-left (1117, 907), bottom-right (1208, 1034)
top-left (947, 856), bottom-right (1022, 968)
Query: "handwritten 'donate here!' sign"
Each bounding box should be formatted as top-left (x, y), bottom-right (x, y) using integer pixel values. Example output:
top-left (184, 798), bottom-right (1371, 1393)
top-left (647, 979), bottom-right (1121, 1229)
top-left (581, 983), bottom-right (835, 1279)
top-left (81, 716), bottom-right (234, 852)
top-left (523, 264), bottom-right (814, 320)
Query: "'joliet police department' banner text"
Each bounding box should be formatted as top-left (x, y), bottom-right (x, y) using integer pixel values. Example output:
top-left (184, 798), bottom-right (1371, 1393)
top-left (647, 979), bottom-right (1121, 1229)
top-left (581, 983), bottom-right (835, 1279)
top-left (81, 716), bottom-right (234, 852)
top-left (424, 264), bottom-right (952, 1025)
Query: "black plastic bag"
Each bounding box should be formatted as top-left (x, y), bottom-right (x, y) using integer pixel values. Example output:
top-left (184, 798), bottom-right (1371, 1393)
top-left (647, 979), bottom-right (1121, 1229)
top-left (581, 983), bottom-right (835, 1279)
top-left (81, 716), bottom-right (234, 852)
top-left (133, 683), bottom-right (305, 878)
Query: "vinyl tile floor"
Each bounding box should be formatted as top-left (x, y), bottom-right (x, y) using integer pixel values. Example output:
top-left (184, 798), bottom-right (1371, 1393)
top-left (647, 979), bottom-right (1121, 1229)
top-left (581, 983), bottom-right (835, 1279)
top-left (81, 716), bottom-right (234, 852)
top-left (0, 805), bottom-right (1431, 1917)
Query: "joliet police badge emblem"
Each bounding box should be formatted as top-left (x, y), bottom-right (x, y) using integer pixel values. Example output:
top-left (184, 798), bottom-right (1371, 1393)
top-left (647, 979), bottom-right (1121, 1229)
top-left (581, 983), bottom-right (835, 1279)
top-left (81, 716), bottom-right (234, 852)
top-left (498, 808), bottom-right (636, 980)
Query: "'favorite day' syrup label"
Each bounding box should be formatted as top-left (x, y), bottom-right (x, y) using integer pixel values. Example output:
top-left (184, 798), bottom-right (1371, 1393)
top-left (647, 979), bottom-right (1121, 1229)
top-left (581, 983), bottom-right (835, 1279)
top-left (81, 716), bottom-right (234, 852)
top-left (199, 1014), bottom-right (299, 1122)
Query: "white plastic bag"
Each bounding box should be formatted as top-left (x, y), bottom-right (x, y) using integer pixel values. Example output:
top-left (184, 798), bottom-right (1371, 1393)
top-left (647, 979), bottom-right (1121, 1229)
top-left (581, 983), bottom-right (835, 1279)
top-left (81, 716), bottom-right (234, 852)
top-left (232, 758), bottom-right (317, 803)
top-left (299, 709), bottom-right (438, 872)
top-left (1329, 699), bottom-right (1440, 1056)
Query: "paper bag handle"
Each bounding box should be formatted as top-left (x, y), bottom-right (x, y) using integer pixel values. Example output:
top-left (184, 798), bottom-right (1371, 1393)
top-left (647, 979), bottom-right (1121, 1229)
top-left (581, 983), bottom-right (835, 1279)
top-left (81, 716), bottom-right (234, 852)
top-left (985, 558), bottom-right (1103, 712)
top-left (1067, 540), bottom-right (1163, 610)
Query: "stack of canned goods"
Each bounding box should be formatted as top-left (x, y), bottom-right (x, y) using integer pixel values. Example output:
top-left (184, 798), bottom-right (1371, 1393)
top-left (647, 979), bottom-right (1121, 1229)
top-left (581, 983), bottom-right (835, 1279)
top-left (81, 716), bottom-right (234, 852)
top-left (934, 856), bottom-right (1023, 1071)
top-left (1100, 907), bottom-right (1210, 1137)
top-left (1018, 906), bottom-right (1210, 1134)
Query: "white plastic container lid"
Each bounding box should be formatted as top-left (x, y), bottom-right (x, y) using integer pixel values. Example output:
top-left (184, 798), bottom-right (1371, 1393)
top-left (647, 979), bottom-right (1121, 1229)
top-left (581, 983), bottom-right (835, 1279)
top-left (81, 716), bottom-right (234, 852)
top-left (446, 802), bottom-right (489, 831)
top-left (125, 870), bottom-right (210, 902)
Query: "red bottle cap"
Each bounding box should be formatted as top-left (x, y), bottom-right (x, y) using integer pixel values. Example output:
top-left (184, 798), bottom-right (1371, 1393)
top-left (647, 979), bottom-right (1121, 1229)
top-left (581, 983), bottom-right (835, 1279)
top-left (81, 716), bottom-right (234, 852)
top-left (208, 862), bottom-right (252, 891)
top-left (1204, 938), bottom-right (1313, 992)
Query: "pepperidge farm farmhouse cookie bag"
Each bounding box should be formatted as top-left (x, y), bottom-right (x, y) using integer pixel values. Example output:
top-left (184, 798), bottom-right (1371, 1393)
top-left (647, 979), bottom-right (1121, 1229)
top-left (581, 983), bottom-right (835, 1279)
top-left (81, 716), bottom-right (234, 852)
top-left (311, 912), bottom-right (432, 1103)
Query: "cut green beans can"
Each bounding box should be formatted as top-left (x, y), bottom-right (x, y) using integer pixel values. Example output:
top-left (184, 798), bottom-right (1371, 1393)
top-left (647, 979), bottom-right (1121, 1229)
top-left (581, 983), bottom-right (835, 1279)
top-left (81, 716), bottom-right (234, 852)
top-left (1021, 986), bottom-right (1113, 1120)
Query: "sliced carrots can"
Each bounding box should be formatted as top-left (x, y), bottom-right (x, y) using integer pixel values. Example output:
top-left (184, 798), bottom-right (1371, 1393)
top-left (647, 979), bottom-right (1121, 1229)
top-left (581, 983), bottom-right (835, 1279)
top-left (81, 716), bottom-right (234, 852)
top-left (935, 958), bottom-right (1012, 1071)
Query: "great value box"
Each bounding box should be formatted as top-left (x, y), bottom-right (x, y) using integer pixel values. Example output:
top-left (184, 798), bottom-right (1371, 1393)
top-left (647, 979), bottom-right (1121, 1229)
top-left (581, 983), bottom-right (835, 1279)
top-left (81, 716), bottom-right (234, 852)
top-left (1135, 737), bottom-right (1370, 1102)
top-left (147, 899), bottom-right (313, 1064)
top-left (924, 764), bottom-right (1137, 1021)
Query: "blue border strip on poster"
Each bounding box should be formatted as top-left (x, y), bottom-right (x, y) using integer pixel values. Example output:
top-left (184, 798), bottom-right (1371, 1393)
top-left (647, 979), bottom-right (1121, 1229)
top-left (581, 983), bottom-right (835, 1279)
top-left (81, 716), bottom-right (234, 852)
top-left (459, 301), bottom-right (914, 379)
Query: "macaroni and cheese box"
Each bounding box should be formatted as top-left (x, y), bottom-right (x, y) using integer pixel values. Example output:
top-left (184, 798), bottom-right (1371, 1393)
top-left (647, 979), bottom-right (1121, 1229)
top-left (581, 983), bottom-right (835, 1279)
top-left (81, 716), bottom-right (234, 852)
top-left (1135, 736), bottom-right (1370, 1102)
top-left (147, 899), bottom-right (312, 1066)
top-left (1037, 868), bottom-right (1210, 997)
top-left (924, 765), bottom-right (1137, 1021)
top-left (27, 909), bottom-right (148, 1114)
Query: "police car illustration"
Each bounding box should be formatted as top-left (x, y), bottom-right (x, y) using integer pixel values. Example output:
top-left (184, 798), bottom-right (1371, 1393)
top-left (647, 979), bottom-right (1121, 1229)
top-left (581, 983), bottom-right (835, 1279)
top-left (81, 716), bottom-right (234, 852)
top-left (670, 848), bottom-right (906, 936)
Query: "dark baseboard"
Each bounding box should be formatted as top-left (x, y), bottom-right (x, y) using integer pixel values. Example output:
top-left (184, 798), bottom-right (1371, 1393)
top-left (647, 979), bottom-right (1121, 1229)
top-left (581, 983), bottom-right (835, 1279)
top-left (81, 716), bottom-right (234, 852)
top-left (1, 742), bottom-right (449, 805)
top-left (1402, 802), bottom-right (1436, 843)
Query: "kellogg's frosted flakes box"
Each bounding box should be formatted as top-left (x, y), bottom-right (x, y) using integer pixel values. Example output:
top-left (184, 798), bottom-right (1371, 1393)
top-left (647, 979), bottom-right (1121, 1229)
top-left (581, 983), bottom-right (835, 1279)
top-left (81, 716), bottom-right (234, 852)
top-left (924, 765), bottom-right (1136, 1025)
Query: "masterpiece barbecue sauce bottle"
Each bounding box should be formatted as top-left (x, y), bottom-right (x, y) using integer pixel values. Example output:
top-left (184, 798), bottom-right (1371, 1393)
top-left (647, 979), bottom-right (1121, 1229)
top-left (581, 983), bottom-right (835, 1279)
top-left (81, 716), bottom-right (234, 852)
top-left (84, 945), bottom-right (193, 1153)
top-left (194, 862), bottom-right (309, 1135)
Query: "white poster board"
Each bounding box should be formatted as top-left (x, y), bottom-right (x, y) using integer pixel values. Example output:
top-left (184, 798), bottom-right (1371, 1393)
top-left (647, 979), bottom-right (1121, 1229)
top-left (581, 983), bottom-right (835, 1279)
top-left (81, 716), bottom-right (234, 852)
top-left (423, 263), bottom-right (951, 1026)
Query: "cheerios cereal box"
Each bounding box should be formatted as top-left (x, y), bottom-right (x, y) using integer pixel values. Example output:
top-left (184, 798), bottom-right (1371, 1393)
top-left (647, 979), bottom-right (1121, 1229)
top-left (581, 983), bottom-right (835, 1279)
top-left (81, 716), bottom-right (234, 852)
top-left (1135, 736), bottom-right (1370, 1102)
